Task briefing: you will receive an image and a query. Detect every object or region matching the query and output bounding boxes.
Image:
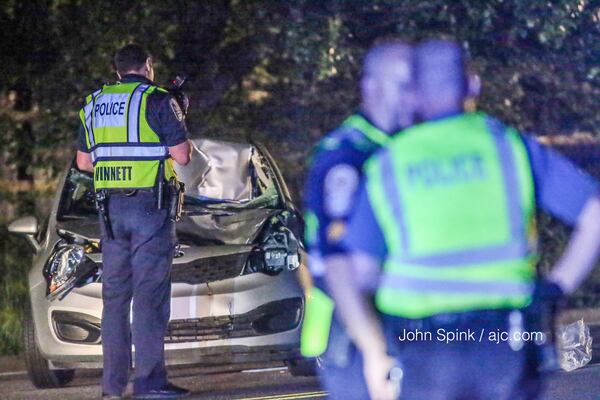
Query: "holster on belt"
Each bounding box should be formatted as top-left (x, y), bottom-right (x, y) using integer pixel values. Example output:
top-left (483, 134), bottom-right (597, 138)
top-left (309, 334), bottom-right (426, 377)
top-left (167, 178), bottom-right (185, 222)
top-left (95, 190), bottom-right (114, 240)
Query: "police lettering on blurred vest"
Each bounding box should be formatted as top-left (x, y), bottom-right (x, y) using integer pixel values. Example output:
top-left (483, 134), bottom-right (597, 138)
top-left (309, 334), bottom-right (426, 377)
top-left (365, 112), bottom-right (537, 318)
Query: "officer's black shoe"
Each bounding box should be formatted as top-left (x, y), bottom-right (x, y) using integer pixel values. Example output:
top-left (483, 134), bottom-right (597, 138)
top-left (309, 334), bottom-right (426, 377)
top-left (101, 394), bottom-right (123, 400)
top-left (132, 383), bottom-right (190, 399)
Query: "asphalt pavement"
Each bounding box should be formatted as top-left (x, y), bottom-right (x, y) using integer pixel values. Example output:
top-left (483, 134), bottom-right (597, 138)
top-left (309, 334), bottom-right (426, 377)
top-left (0, 362), bottom-right (324, 400)
top-left (2, 362), bottom-right (600, 399)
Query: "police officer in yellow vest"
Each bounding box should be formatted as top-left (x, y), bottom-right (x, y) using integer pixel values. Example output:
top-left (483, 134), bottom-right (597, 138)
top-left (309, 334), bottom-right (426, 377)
top-left (327, 39), bottom-right (600, 400)
top-left (76, 44), bottom-right (192, 400)
top-left (301, 42), bottom-right (415, 399)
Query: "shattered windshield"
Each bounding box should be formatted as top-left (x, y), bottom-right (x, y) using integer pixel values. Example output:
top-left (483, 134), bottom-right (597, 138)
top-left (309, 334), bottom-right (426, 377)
top-left (57, 140), bottom-right (281, 220)
top-left (178, 140), bottom-right (281, 211)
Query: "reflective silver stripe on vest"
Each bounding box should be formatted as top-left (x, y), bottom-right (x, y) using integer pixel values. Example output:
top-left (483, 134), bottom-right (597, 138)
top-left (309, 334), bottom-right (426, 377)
top-left (91, 145), bottom-right (167, 162)
top-left (380, 149), bottom-right (411, 252)
top-left (385, 117), bottom-right (529, 267)
top-left (486, 117), bottom-right (527, 252)
top-left (390, 241), bottom-right (527, 268)
top-left (379, 273), bottom-right (532, 296)
top-left (84, 89), bottom-right (102, 148)
top-left (127, 84), bottom-right (150, 143)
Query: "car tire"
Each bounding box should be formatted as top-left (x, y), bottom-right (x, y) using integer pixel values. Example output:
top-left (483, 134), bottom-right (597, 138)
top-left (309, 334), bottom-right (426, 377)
top-left (24, 307), bottom-right (75, 388)
top-left (286, 357), bottom-right (320, 376)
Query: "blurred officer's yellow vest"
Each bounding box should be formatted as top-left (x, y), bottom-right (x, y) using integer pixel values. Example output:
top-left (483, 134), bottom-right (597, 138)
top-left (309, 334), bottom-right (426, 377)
top-left (300, 115), bottom-right (389, 357)
top-left (366, 112), bottom-right (537, 318)
top-left (80, 82), bottom-right (175, 190)
top-left (300, 286), bottom-right (335, 357)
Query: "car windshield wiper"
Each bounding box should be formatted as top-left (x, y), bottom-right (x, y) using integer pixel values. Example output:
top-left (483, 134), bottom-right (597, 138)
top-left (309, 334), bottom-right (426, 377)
top-left (58, 214), bottom-right (96, 220)
top-left (182, 202), bottom-right (236, 217)
top-left (183, 209), bottom-right (236, 217)
top-left (184, 196), bottom-right (241, 206)
top-left (184, 194), bottom-right (278, 212)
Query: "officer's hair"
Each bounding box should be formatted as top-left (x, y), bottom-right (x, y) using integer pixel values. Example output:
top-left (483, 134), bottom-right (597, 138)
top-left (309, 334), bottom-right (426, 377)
top-left (415, 39), bottom-right (469, 100)
top-left (113, 43), bottom-right (151, 74)
top-left (361, 40), bottom-right (413, 79)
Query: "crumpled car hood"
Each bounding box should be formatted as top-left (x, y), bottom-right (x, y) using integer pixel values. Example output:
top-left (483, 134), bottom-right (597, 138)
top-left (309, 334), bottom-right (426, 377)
top-left (56, 208), bottom-right (280, 245)
top-left (176, 208), bottom-right (279, 245)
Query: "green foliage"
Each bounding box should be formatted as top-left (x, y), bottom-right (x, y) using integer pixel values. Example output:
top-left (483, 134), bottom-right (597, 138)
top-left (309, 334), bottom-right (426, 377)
top-left (0, 226), bottom-right (31, 355)
top-left (1, 0), bottom-right (600, 354)
top-left (2, 1), bottom-right (599, 186)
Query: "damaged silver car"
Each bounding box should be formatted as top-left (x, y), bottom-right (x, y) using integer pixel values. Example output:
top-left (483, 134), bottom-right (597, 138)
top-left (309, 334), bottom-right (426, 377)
top-left (9, 139), bottom-right (313, 389)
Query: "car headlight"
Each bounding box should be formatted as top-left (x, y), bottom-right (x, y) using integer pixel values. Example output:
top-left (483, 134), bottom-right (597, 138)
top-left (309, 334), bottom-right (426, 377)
top-left (244, 230), bottom-right (299, 276)
top-left (263, 231), bottom-right (299, 272)
top-left (47, 244), bottom-right (85, 294)
top-left (243, 212), bottom-right (302, 276)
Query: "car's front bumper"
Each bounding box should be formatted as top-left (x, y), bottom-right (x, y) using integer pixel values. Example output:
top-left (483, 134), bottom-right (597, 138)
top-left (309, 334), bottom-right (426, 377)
top-left (51, 344), bottom-right (301, 369)
top-left (30, 270), bottom-right (304, 369)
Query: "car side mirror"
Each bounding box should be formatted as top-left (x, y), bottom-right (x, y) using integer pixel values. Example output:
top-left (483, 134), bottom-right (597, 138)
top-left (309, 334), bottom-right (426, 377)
top-left (8, 216), bottom-right (41, 252)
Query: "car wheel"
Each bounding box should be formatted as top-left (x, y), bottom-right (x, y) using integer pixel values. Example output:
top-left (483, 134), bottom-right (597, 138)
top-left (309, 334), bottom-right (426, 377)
top-left (24, 307), bottom-right (75, 388)
top-left (286, 357), bottom-right (321, 376)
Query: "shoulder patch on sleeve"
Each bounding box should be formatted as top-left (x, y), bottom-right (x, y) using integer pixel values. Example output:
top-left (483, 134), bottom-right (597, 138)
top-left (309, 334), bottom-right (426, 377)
top-left (169, 98), bottom-right (184, 122)
top-left (324, 163), bottom-right (360, 218)
top-left (326, 220), bottom-right (347, 243)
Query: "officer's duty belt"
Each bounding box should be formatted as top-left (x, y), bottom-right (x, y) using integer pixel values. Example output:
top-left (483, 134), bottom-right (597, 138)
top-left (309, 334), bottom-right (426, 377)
top-left (105, 188), bottom-right (155, 197)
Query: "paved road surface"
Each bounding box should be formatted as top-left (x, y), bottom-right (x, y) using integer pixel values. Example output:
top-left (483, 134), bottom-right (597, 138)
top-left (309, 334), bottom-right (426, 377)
top-left (2, 361), bottom-right (600, 399)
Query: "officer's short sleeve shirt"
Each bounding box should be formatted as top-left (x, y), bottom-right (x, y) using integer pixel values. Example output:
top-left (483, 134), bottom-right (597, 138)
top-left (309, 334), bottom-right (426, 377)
top-left (341, 133), bottom-right (600, 261)
top-left (304, 143), bottom-right (366, 256)
top-left (304, 119), bottom-right (386, 258)
top-left (77, 74), bottom-right (188, 152)
top-left (77, 124), bottom-right (89, 152)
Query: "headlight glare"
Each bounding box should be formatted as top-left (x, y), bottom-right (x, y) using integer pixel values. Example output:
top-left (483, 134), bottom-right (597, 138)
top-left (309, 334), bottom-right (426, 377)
top-left (48, 245), bottom-right (85, 293)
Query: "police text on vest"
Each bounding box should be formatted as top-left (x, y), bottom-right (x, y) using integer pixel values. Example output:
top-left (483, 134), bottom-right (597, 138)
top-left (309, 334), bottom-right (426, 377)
top-left (406, 153), bottom-right (486, 187)
top-left (95, 101), bottom-right (126, 117)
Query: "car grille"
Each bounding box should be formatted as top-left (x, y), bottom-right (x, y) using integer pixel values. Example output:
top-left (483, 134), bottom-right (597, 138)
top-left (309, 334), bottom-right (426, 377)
top-left (164, 297), bottom-right (303, 343)
top-left (171, 252), bottom-right (249, 285)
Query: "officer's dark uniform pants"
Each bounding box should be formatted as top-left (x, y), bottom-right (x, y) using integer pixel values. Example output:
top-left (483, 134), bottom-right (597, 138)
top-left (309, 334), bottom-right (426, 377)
top-left (384, 310), bottom-right (545, 400)
top-left (100, 192), bottom-right (175, 395)
top-left (319, 317), bottom-right (370, 400)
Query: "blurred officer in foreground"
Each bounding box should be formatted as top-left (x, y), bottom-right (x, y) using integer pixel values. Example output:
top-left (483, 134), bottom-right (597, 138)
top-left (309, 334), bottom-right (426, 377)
top-left (301, 41), bottom-right (415, 399)
top-left (76, 43), bottom-right (192, 399)
top-left (327, 39), bottom-right (600, 400)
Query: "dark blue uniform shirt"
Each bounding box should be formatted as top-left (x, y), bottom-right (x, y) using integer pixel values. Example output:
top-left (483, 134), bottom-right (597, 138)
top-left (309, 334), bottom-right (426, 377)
top-left (304, 114), bottom-right (391, 262)
top-left (343, 132), bottom-right (600, 262)
top-left (77, 74), bottom-right (188, 152)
